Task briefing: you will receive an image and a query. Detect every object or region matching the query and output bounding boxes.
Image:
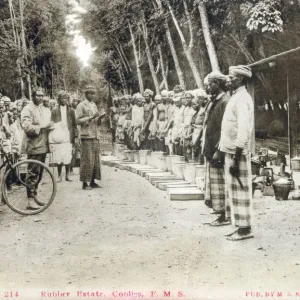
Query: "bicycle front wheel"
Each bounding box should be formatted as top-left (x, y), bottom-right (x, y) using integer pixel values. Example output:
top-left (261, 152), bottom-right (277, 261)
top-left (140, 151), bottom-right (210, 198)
top-left (2, 159), bottom-right (57, 215)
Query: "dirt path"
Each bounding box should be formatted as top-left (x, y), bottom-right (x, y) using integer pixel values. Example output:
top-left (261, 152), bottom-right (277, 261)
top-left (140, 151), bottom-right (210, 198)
top-left (0, 165), bottom-right (299, 300)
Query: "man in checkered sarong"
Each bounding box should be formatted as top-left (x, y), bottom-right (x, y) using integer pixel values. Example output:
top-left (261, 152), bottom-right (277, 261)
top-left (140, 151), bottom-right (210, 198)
top-left (219, 65), bottom-right (254, 241)
top-left (202, 71), bottom-right (230, 226)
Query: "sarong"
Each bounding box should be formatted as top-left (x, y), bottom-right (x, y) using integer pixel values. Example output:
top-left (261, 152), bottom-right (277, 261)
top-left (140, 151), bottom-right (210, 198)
top-left (224, 153), bottom-right (252, 228)
top-left (49, 143), bottom-right (72, 165)
top-left (205, 161), bottom-right (226, 213)
top-left (80, 139), bottom-right (101, 182)
top-left (133, 127), bottom-right (142, 148)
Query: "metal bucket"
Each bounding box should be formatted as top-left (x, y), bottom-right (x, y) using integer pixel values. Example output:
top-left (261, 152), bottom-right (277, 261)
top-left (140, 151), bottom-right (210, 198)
top-left (174, 162), bottom-right (185, 179)
top-left (184, 163), bottom-right (197, 184)
top-left (166, 156), bottom-right (174, 172)
top-left (195, 177), bottom-right (205, 191)
top-left (139, 150), bottom-right (150, 165)
top-left (152, 151), bottom-right (165, 168)
top-left (132, 151), bottom-right (139, 163)
top-left (124, 150), bottom-right (134, 162)
top-left (195, 164), bottom-right (206, 179)
top-left (159, 156), bottom-right (168, 171)
top-left (170, 155), bottom-right (185, 174)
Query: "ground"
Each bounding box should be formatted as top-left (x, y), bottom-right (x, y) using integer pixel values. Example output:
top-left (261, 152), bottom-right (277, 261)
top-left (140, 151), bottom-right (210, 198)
top-left (0, 164), bottom-right (300, 300)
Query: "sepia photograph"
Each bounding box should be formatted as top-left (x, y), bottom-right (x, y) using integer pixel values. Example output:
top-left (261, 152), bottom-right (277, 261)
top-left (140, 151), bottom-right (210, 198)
top-left (0, 0), bottom-right (300, 299)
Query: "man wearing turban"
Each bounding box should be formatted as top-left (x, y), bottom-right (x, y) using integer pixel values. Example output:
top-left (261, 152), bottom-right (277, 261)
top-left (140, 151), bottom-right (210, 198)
top-left (219, 65), bottom-right (254, 241)
top-left (75, 85), bottom-right (106, 190)
top-left (141, 89), bottom-right (155, 150)
top-left (202, 71), bottom-right (230, 225)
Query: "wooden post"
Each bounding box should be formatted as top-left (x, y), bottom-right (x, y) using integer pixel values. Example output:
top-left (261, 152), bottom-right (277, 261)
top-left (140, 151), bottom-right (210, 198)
top-left (248, 79), bottom-right (256, 155)
top-left (287, 67), bottom-right (299, 163)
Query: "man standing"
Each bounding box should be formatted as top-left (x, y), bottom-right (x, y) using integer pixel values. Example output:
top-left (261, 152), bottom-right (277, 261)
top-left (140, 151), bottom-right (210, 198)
top-left (219, 65), bottom-right (254, 241)
top-left (172, 95), bottom-right (185, 155)
top-left (21, 88), bottom-right (53, 210)
top-left (162, 91), bottom-right (175, 155)
top-left (50, 91), bottom-right (78, 182)
top-left (76, 85), bottom-right (105, 190)
top-left (202, 72), bottom-right (230, 225)
top-left (109, 97), bottom-right (120, 144)
top-left (141, 89), bottom-right (155, 150)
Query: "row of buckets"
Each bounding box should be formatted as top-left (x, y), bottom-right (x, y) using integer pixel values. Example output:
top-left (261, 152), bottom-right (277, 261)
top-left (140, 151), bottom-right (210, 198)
top-left (113, 144), bottom-right (206, 191)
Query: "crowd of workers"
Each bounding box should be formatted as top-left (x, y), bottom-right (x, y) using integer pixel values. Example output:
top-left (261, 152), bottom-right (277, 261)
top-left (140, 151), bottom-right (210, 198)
top-left (0, 64), bottom-right (254, 242)
top-left (0, 85), bottom-right (104, 210)
top-left (109, 65), bottom-right (254, 242)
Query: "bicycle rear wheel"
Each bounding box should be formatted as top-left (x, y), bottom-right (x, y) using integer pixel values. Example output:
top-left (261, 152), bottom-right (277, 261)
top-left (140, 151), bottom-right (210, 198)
top-left (2, 159), bottom-right (57, 215)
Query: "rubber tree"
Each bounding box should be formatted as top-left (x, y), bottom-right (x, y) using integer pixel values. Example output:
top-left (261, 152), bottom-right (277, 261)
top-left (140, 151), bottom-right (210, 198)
top-left (155, 0), bottom-right (185, 88)
top-left (128, 21), bottom-right (144, 94)
top-left (165, 0), bottom-right (203, 88)
top-left (139, 12), bottom-right (160, 94)
top-left (198, 1), bottom-right (220, 71)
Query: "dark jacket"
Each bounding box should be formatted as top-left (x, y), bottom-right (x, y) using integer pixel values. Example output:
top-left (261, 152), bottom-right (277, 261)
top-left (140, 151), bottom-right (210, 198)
top-left (51, 105), bottom-right (78, 143)
top-left (203, 92), bottom-right (229, 161)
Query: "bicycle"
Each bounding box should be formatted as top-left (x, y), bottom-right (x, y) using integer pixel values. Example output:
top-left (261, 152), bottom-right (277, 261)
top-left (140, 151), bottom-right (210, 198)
top-left (0, 144), bottom-right (57, 215)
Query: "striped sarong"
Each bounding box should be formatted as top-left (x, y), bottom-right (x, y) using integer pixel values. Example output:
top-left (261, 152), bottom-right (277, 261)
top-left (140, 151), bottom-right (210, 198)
top-left (205, 161), bottom-right (226, 213)
top-left (80, 139), bottom-right (101, 183)
top-left (224, 153), bottom-right (252, 228)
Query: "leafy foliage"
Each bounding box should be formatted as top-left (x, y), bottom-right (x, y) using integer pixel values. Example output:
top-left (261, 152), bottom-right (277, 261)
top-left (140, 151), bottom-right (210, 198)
top-left (247, 0), bottom-right (283, 32)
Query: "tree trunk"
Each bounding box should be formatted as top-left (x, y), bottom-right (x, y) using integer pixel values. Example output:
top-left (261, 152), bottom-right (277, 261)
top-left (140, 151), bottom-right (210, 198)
top-left (128, 21), bottom-right (144, 94)
top-left (19, 0), bottom-right (32, 99)
top-left (198, 2), bottom-right (220, 71)
top-left (185, 48), bottom-right (203, 88)
top-left (155, 0), bottom-right (185, 88)
top-left (140, 16), bottom-right (160, 94)
top-left (166, 0), bottom-right (203, 88)
top-left (9, 0), bottom-right (25, 97)
top-left (165, 23), bottom-right (185, 89)
top-left (115, 40), bottom-right (132, 72)
top-left (158, 45), bottom-right (169, 90)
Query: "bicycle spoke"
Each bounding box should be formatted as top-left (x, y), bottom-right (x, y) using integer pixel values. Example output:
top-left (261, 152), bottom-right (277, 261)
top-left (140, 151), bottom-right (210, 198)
top-left (2, 159), bottom-right (57, 215)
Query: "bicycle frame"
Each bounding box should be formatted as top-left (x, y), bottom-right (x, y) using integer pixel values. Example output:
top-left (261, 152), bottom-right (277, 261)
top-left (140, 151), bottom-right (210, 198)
top-left (0, 145), bottom-right (14, 171)
top-left (0, 144), bottom-right (31, 189)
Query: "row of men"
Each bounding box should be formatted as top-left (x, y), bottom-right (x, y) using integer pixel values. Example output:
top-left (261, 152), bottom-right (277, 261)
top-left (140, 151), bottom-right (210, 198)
top-left (110, 87), bottom-right (209, 163)
top-left (110, 65), bottom-right (254, 241)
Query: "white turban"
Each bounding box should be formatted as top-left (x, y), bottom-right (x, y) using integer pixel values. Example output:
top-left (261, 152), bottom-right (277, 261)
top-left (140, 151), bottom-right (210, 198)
top-left (185, 91), bottom-right (194, 98)
top-left (193, 88), bottom-right (207, 98)
top-left (144, 89), bottom-right (154, 97)
top-left (229, 65), bottom-right (252, 78)
top-left (161, 90), bottom-right (169, 97)
top-left (207, 71), bottom-right (227, 82)
top-left (135, 93), bottom-right (144, 100)
top-left (2, 96), bottom-right (11, 103)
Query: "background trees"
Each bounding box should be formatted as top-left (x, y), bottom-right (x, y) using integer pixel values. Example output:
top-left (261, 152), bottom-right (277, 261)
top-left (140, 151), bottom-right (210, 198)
top-left (0, 0), bottom-right (81, 99)
top-left (1, 0), bottom-right (300, 104)
top-left (81, 0), bottom-right (300, 97)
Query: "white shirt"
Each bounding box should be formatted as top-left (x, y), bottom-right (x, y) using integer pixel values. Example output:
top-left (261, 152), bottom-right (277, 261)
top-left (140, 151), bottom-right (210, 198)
top-left (131, 106), bottom-right (144, 128)
top-left (60, 105), bottom-right (68, 128)
top-left (219, 86), bottom-right (254, 155)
